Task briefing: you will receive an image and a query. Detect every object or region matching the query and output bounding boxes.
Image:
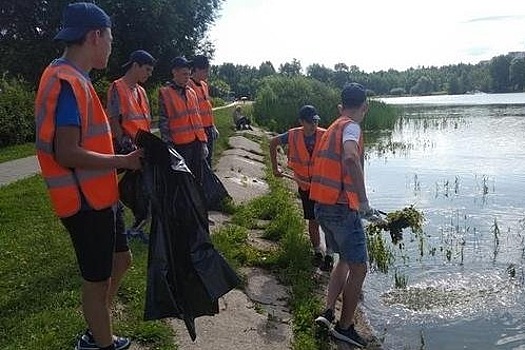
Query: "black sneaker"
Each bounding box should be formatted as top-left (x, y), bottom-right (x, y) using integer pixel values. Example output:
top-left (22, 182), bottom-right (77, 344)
top-left (76, 330), bottom-right (131, 350)
top-left (331, 323), bottom-right (367, 348)
top-left (314, 308), bottom-right (335, 329)
top-left (312, 252), bottom-right (324, 267)
top-left (320, 254), bottom-right (334, 272)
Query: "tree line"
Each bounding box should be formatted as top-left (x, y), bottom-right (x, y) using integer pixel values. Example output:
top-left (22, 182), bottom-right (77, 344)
top-left (211, 54), bottom-right (525, 101)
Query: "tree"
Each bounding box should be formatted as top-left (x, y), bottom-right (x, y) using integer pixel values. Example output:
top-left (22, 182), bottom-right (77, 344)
top-left (259, 61), bottom-right (276, 78)
top-left (489, 55), bottom-right (511, 93)
top-left (509, 57), bottom-right (525, 92)
top-left (0, 0), bottom-right (224, 85)
top-left (306, 63), bottom-right (332, 84)
top-left (279, 58), bottom-right (302, 76)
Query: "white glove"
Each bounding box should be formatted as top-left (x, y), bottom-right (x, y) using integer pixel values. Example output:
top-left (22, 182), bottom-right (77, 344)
top-left (202, 144), bottom-right (209, 159)
top-left (359, 202), bottom-right (384, 223)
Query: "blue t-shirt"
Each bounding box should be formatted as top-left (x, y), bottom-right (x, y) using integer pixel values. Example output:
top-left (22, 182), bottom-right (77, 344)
top-left (279, 131), bottom-right (316, 155)
top-left (55, 58), bottom-right (90, 127)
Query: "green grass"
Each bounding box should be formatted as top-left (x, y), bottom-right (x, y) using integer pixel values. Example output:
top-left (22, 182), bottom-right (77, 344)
top-left (0, 176), bottom-right (173, 350)
top-left (0, 143), bottom-right (35, 163)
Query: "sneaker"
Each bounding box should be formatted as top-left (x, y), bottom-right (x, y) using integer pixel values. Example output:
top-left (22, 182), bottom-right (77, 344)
top-left (331, 323), bottom-right (367, 348)
top-left (314, 308), bottom-right (335, 329)
top-left (320, 254), bottom-right (334, 272)
top-left (76, 330), bottom-right (131, 350)
top-left (312, 252), bottom-right (324, 267)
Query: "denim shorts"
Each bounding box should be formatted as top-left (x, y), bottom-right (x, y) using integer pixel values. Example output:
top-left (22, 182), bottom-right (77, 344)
top-left (314, 203), bottom-right (368, 264)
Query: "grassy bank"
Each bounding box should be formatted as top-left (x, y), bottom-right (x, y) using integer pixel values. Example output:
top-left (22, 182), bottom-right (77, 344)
top-left (0, 143), bottom-right (35, 163)
top-left (0, 104), bottom-right (324, 349)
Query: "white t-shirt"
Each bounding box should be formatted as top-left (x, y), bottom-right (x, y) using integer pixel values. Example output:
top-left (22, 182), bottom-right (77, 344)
top-left (342, 122), bottom-right (361, 144)
top-left (342, 122), bottom-right (361, 160)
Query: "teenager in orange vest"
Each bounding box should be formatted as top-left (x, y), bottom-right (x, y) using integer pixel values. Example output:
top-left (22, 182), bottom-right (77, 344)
top-left (107, 49), bottom-right (155, 152)
top-left (310, 83), bottom-right (381, 348)
top-left (269, 105), bottom-right (332, 270)
top-left (35, 3), bottom-right (141, 350)
top-left (107, 50), bottom-right (155, 236)
top-left (189, 55), bottom-right (219, 166)
top-left (158, 56), bottom-right (208, 184)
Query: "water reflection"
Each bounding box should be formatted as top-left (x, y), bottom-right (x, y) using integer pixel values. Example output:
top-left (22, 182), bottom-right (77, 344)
top-left (364, 103), bottom-right (525, 349)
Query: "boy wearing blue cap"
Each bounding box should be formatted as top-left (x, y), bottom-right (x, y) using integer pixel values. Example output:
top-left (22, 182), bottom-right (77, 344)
top-left (311, 83), bottom-right (381, 348)
top-left (35, 3), bottom-right (140, 350)
top-left (269, 105), bottom-right (332, 270)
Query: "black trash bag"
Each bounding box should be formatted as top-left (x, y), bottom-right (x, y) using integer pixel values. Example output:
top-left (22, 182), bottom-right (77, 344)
top-left (118, 170), bottom-right (149, 225)
top-left (202, 161), bottom-right (231, 211)
top-left (135, 130), bottom-right (240, 341)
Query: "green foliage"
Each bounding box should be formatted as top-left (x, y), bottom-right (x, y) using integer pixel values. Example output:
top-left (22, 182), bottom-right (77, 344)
top-left (91, 77), bottom-right (111, 107)
top-left (253, 75), bottom-right (339, 132)
top-left (0, 77), bottom-right (35, 147)
top-left (1, 0), bottom-right (224, 86)
top-left (362, 99), bottom-right (400, 131)
top-left (211, 97), bottom-right (225, 107)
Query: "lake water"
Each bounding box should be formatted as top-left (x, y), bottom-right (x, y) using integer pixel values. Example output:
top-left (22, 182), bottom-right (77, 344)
top-left (363, 93), bottom-right (525, 349)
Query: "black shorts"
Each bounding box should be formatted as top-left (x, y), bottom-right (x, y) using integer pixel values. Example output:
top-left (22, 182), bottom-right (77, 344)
top-left (61, 206), bottom-right (129, 282)
top-left (298, 188), bottom-right (316, 220)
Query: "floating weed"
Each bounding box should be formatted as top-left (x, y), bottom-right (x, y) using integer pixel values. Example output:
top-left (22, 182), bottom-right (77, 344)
top-left (394, 269), bottom-right (409, 289)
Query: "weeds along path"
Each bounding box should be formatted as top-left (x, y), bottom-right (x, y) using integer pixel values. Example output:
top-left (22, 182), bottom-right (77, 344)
top-left (170, 127), bottom-right (293, 350)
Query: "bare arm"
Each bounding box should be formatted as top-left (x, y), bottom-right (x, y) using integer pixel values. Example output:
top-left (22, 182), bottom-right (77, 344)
top-left (109, 117), bottom-right (124, 141)
top-left (343, 139), bottom-right (367, 208)
top-left (269, 136), bottom-right (282, 177)
top-left (54, 126), bottom-right (142, 170)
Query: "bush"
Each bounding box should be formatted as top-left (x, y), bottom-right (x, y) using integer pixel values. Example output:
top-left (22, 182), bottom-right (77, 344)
top-left (253, 75), bottom-right (339, 133)
top-left (0, 77), bottom-right (35, 147)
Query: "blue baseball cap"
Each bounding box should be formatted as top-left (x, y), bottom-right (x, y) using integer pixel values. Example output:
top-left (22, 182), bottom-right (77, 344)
top-left (299, 105), bottom-right (321, 123)
top-left (122, 50), bottom-right (156, 68)
top-left (341, 83), bottom-right (367, 108)
top-left (171, 56), bottom-right (191, 70)
top-left (54, 2), bottom-right (111, 42)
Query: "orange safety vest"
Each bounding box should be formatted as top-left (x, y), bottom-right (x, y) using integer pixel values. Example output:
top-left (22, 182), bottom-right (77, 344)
top-left (35, 61), bottom-right (118, 218)
top-left (159, 84), bottom-right (207, 145)
top-left (107, 78), bottom-right (151, 139)
top-left (309, 116), bottom-right (364, 210)
top-left (188, 79), bottom-right (214, 128)
top-left (287, 127), bottom-right (326, 191)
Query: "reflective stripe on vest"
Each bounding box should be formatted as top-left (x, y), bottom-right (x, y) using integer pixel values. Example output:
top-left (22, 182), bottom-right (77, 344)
top-left (159, 85), bottom-right (207, 145)
top-left (35, 62), bottom-right (118, 218)
top-left (108, 78), bottom-right (151, 138)
top-left (188, 79), bottom-right (214, 127)
top-left (309, 116), bottom-right (363, 210)
top-left (287, 127), bottom-right (326, 191)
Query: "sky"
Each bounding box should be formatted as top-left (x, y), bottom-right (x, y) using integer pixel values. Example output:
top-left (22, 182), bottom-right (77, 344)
top-left (208, 0), bottom-right (525, 73)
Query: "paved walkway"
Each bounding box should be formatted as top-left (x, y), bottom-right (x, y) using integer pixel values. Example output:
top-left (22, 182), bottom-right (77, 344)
top-left (0, 155), bottom-right (40, 187)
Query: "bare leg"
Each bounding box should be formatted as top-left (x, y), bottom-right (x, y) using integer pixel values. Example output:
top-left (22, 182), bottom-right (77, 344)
top-left (107, 250), bottom-right (132, 305)
top-left (339, 262), bottom-right (367, 328)
top-left (308, 219), bottom-right (320, 249)
top-left (325, 259), bottom-right (350, 310)
top-left (82, 280), bottom-right (113, 347)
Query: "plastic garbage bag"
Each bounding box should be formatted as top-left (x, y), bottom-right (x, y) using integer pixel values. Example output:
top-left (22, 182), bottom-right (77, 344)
top-left (202, 161), bottom-right (231, 211)
top-left (135, 130), bottom-right (240, 341)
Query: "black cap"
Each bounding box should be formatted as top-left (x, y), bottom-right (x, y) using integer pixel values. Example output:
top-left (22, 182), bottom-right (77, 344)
top-left (122, 50), bottom-right (156, 69)
top-left (192, 55), bottom-right (210, 69)
top-left (341, 83), bottom-right (367, 108)
top-left (171, 56), bottom-right (191, 70)
top-left (298, 105), bottom-right (321, 123)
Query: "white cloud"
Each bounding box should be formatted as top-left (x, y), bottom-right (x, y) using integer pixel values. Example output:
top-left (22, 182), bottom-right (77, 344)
top-left (209, 0), bottom-right (525, 72)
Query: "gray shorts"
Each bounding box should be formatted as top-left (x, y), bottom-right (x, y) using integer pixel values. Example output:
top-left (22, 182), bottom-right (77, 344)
top-left (314, 203), bottom-right (368, 264)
